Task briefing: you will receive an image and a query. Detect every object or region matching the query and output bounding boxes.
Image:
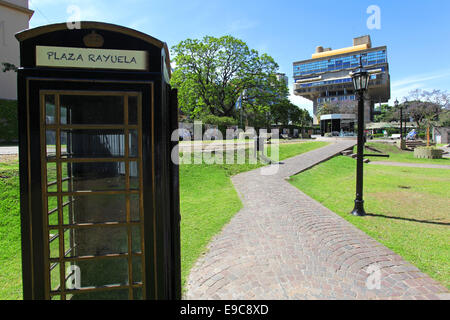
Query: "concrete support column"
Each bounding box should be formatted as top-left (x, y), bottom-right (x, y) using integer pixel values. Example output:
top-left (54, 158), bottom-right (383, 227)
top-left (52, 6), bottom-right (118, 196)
top-left (313, 99), bottom-right (319, 125)
top-left (363, 95), bottom-right (372, 123)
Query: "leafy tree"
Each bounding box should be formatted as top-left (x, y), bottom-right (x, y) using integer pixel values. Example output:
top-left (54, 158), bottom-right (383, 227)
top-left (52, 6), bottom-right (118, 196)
top-left (244, 103), bottom-right (270, 129)
top-left (1, 62), bottom-right (18, 72)
top-left (238, 76), bottom-right (289, 129)
top-left (268, 100), bottom-right (289, 126)
top-left (171, 35), bottom-right (284, 120)
top-left (438, 109), bottom-right (450, 127)
top-left (297, 108), bottom-right (313, 127)
top-left (373, 104), bottom-right (395, 122)
top-left (269, 99), bottom-right (311, 127)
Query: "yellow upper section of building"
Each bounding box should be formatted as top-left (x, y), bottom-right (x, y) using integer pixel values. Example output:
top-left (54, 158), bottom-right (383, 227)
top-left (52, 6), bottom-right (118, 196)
top-left (311, 44), bottom-right (370, 59)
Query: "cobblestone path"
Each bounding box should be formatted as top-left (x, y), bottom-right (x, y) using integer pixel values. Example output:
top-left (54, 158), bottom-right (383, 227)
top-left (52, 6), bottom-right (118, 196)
top-left (186, 141), bottom-right (449, 300)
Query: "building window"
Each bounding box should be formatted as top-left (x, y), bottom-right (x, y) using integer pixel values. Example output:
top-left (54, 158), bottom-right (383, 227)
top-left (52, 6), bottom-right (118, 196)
top-left (294, 50), bottom-right (388, 76)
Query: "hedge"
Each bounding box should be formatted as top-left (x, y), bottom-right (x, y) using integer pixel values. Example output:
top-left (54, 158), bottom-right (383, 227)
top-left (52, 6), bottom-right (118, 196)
top-left (373, 133), bottom-right (385, 138)
top-left (0, 99), bottom-right (18, 144)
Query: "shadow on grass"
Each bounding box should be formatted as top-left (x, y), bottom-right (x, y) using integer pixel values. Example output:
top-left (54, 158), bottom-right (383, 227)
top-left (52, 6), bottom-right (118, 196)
top-left (366, 213), bottom-right (450, 226)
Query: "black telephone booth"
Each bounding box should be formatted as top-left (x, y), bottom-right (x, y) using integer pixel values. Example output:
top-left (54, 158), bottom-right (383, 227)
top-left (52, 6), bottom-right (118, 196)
top-left (16, 22), bottom-right (180, 300)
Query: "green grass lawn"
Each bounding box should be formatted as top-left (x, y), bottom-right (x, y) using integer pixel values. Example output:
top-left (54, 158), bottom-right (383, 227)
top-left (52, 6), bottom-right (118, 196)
top-left (0, 141), bottom-right (328, 299)
top-left (268, 141), bottom-right (329, 161)
top-left (178, 138), bottom-right (306, 145)
top-left (289, 156), bottom-right (450, 288)
top-left (363, 142), bottom-right (450, 164)
top-left (179, 149), bottom-right (262, 292)
top-left (0, 159), bottom-right (22, 300)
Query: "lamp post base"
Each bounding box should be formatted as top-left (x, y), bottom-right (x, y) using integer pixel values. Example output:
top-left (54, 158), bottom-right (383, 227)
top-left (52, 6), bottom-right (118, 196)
top-left (351, 200), bottom-right (366, 216)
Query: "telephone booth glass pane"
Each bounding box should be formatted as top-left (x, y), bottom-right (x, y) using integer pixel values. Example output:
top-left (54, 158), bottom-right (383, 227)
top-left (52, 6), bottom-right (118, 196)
top-left (42, 92), bottom-right (144, 300)
top-left (60, 95), bottom-right (124, 125)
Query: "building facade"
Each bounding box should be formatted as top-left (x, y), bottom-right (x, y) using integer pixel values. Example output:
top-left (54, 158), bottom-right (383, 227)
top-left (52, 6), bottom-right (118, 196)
top-left (0, 0), bottom-right (33, 100)
top-left (433, 127), bottom-right (450, 145)
top-left (275, 73), bottom-right (288, 87)
top-left (293, 35), bottom-right (390, 127)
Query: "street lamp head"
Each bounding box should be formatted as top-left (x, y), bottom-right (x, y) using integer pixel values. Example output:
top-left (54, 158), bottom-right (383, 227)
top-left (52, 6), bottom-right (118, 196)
top-left (351, 56), bottom-right (369, 93)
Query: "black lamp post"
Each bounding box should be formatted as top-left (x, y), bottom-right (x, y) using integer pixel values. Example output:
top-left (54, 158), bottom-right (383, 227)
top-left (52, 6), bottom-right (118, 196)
top-left (404, 99), bottom-right (408, 137)
top-left (351, 56), bottom-right (370, 217)
top-left (395, 99), bottom-right (403, 141)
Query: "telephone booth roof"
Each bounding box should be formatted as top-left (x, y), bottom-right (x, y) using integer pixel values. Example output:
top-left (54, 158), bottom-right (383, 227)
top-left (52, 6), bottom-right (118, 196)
top-left (15, 21), bottom-right (171, 77)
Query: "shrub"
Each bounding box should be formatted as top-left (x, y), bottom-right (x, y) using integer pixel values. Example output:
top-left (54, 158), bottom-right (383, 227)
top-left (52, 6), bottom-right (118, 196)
top-left (417, 133), bottom-right (426, 139)
top-left (200, 115), bottom-right (237, 127)
top-left (0, 100), bottom-right (18, 144)
top-left (200, 115), bottom-right (238, 139)
top-left (373, 133), bottom-right (385, 138)
top-left (386, 128), bottom-right (400, 135)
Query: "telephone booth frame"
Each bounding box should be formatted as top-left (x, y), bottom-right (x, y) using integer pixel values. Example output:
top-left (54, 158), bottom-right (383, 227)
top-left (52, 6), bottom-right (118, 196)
top-left (16, 22), bottom-right (180, 300)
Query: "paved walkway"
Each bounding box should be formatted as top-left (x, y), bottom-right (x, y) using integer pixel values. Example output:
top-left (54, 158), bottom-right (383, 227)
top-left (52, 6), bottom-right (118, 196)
top-left (186, 141), bottom-right (449, 300)
top-left (369, 161), bottom-right (450, 170)
top-left (178, 138), bottom-right (331, 153)
top-left (439, 145), bottom-right (450, 159)
top-left (0, 146), bottom-right (18, 155)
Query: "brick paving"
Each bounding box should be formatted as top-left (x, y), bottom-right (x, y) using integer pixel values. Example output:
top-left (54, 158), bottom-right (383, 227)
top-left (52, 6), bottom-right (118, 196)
top-left (186, 140), bottom-right (449, 300)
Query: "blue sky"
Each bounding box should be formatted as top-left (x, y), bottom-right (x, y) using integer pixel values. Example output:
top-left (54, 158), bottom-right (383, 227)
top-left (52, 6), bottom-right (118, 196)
top-left (28, 0), bottom-right (450, 115)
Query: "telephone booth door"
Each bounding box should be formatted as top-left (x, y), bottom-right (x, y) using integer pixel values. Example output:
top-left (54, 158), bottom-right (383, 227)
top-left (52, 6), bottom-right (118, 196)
top-left (41, 89), bottom-right (145, 300)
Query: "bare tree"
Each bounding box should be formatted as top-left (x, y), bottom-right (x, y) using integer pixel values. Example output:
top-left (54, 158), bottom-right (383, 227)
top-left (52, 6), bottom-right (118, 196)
top-left (407, 89), bottom-right (449, 109)
top-left (404, 89), bottom-right (449, 145)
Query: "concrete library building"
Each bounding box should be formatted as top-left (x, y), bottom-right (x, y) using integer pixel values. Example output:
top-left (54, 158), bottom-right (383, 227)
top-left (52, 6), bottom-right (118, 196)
top-left (293, 35), bottom-right (391, 136)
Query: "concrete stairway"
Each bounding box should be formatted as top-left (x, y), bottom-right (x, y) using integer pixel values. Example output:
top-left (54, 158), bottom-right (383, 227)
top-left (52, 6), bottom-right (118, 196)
top-left (405, 140), bottom-right (435, 150)
top-left (341, 149), bottom-right (370, 163)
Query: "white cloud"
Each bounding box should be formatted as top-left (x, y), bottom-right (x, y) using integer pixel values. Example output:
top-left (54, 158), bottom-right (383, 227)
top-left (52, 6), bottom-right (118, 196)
top-left (389, 69), bottom-right (450, 104)
top-left (288, 83), bottom-right (313, 115)
top-left (392, 70), bottom-right (450, 88)
top-left (390, 83), bottom-right (422, 104)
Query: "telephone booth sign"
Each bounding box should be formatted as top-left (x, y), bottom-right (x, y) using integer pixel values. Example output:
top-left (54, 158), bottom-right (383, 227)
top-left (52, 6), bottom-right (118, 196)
top-left (16, 22), bottom-right (180, 300)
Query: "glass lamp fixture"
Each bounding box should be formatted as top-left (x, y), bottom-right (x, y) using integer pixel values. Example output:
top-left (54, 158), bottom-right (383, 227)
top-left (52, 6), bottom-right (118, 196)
top-left (351, 57), bottom-right (370, 92)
